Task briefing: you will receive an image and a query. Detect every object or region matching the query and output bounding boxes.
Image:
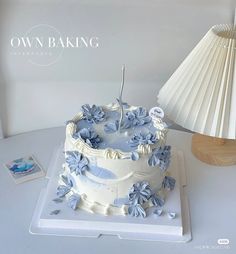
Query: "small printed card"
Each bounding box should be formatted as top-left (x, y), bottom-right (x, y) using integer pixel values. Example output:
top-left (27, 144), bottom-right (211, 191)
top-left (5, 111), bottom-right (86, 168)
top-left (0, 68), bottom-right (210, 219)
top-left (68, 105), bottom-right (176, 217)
top-left (4, 155), bottom-right (45, 184)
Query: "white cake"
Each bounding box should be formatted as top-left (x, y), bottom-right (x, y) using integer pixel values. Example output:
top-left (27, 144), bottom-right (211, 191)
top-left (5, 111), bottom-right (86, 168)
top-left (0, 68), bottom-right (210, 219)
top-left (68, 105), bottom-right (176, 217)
top-left (57, 103), bottom-right (175, 218)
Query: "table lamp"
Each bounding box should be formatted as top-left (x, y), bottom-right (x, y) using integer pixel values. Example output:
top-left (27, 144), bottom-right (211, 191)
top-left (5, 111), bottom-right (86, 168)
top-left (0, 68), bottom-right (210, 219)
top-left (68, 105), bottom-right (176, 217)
top-left (158, 24), bottom-right (236, 166)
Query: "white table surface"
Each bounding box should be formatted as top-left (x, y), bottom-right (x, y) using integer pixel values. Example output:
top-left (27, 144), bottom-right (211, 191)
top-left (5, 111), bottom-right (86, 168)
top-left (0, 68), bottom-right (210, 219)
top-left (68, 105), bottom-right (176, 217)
top-left (0, 127), bottom-right (235, 254)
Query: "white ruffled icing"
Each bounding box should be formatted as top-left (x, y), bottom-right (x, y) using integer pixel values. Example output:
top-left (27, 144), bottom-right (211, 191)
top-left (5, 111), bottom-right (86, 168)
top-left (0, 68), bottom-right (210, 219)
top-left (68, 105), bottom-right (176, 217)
top-left (137, 144), bottom-right (153, 154)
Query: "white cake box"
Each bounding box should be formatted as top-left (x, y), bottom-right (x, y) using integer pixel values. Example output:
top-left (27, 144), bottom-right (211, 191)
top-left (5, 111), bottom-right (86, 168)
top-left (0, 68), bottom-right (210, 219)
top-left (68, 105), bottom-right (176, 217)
top-left (30, 146), bottom-right (191, 242)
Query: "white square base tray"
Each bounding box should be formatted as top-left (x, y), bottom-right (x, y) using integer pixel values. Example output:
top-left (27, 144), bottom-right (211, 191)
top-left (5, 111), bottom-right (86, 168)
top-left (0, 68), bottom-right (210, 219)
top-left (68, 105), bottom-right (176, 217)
top-left (30, 146), bottom-right (191, 242)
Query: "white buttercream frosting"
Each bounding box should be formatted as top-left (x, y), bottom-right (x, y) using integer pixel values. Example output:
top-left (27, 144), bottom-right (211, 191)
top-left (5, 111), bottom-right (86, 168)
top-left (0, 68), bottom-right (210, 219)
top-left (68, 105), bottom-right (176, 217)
top-left (62, 104), bottom-right (169, 216)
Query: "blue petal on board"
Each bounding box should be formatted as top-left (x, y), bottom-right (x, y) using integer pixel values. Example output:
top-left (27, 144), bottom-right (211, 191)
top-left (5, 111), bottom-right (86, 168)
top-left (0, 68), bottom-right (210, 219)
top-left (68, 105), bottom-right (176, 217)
top-left (52, 198), bottom-right (63, 203)
top-left (50, 209), bottom-right (61, 215)
top-left (150, 193), bottom-right (164, 207)
top-left (68, 194), bottom-right (81, 210)
top-left (56, 185), bottom-right (71, 198)
top-left (168, 212), bottom-right (176, 219)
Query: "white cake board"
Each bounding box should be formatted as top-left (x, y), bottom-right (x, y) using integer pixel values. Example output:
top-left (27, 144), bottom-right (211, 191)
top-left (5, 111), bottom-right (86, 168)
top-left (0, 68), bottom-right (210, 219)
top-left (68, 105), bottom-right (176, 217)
top-left (30, 146), bottom-right (191, 242)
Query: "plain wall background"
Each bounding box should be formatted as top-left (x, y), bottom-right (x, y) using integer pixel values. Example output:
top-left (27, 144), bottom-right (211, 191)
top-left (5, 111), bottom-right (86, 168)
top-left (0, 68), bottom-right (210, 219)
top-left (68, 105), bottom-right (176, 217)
top-left (0, 0), bottom-right (235, 137)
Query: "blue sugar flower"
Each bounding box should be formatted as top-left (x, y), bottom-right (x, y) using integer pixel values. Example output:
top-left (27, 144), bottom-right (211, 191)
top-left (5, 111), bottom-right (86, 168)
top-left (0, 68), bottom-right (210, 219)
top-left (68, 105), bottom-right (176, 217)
top-left (66, 151), bottom-right (89, 175)
top-left (123, 107), bottom-right (151, 128)
top-left (81, 104), bottom-right (105, 124)
top-left (162, 176), bottom-right (176, 191)
top-left (129, 132), bottom-right (157, 147)
top-left (128, 181), bottom-right (152, 205)
top-left (73, 128), bottom-right (102, 148)
top-left (122, 111), bottom-right (136, 129)
top-left (68, 194), bottom-right (81, 210)
top-left (149, 193), bottom-right (164, 207)
top-left (56, 185), bottom-right (71, 198)
top-left (148, 146), bottom-right (171, 172)
top-left (133, 107), bottom-right (151, 126)
top-left (104, 120), bottom-right (119, 133)
top-left (104, 107), bottom-right (150, 133)
top-left (128, 204), bottom-right (146, 218)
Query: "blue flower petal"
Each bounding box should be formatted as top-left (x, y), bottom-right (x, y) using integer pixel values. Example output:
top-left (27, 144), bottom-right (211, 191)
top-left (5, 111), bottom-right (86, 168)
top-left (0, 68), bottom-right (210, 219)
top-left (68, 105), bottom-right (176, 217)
top-left (78, 128), bottom-right (90, 138)
top-left (68, 194), bottom-right (81, 210)
top-left (148, 146), bottom-right (171, 171)
top-left (129, 132), bottom-right (157, 147)
top-left (52, 198), bottom-right (63, 203)
top-left (73, 128), bottom-right (102, 148)
top-left (61, 175), bottom-right (73, 187)
top-left (122, 118), bottom-right (133, 129)
top-left (56, 185), bottom-right (71, 198)
top-left (162, 176), bottom-right (176, 191)
top-left (104, 120), bottom-right (119, 133)
top-left (131, 151), bottom-right (140, 161)
top-left (148, 153), bottom-right (159, 166)
top-left (150, 193), bottom-right (164, 207)
top-left (128, 204), bottom-right (146, 218)
top-left (50, 209), bottom-right (61, 215)
top-left (75, 164), bottom-right (88, 175)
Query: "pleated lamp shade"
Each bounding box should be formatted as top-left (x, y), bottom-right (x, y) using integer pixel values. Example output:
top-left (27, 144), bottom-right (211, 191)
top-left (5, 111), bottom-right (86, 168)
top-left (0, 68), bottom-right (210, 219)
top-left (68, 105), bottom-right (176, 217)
top-left (158, 24), bottom-right (236, 140)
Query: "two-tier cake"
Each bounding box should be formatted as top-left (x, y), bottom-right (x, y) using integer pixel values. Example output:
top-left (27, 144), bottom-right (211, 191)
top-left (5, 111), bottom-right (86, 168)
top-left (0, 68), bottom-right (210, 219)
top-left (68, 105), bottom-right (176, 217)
top-left (57, 102), bottom-right (176, 218)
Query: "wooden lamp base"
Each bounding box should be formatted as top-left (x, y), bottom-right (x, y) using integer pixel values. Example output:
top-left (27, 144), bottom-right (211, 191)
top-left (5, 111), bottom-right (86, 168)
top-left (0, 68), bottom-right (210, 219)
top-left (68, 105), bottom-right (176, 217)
top-left (191, 133), bottom-right (236, 166)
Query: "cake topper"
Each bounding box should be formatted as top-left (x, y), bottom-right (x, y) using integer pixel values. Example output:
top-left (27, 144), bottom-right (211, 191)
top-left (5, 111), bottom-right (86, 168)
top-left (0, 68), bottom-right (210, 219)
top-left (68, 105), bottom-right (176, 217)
top-left (149, 107), bottom-right (164, 120)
